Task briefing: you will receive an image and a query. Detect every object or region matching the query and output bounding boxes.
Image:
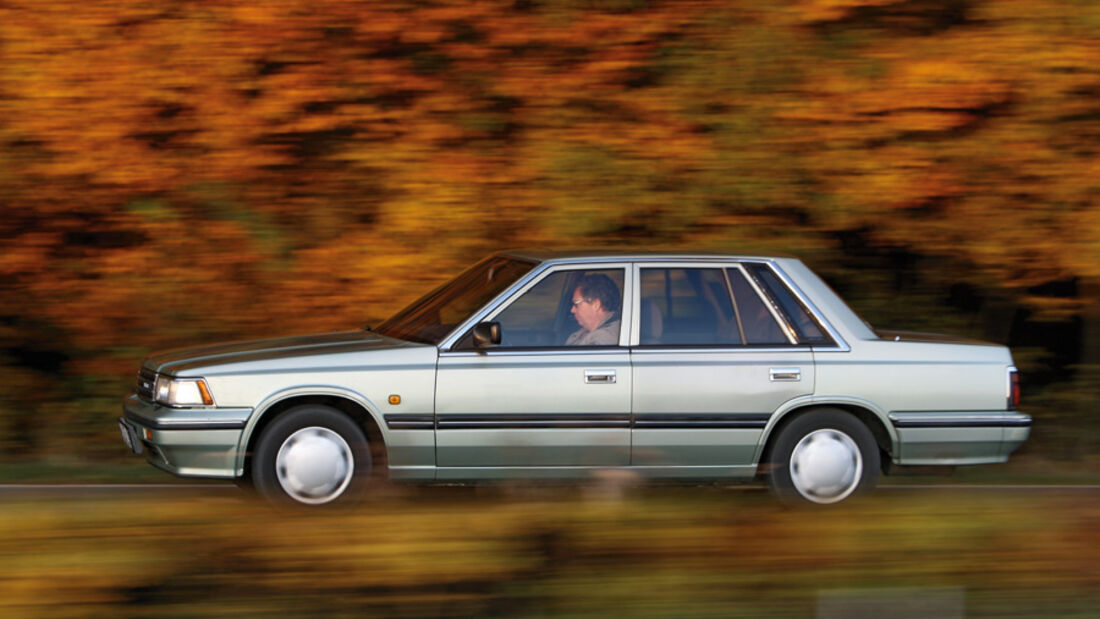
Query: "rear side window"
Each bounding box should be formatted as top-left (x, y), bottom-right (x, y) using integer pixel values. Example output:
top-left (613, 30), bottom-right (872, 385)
top-left (726, 268), bottom-right (789, 345)
top-left (639, 268), bottom-right (741, 345)
top-left (744, 264), bottom-right (834, 346)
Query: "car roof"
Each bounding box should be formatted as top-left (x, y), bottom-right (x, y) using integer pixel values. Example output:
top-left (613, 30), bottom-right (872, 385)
top-left (500, 248), bottom-right (798, 264)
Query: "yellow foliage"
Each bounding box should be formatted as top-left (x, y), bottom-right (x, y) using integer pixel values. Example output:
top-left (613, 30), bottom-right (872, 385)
top-left (792, 0), bottom-right (903, 22)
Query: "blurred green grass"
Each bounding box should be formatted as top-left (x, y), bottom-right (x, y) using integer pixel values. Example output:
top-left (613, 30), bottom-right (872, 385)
top-left (0, 486), bottom-right (1096, 617)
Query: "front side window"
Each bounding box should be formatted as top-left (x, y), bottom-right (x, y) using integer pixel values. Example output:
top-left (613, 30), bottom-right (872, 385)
top-left (460, 268), bottom-right (625, 348)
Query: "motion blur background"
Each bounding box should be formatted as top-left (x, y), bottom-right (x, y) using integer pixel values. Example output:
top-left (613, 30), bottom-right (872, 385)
top-left (1, 1), bottom-right (1098, 616)
top-left (2, 0), bottom-right (1096, 474)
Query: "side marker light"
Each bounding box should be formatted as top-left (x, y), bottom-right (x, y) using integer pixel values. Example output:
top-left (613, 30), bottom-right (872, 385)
top-left (196, 380), bottom-right (214, 406)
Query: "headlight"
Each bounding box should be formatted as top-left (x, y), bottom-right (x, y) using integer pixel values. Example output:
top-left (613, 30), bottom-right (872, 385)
top-left (154, 376), bottom-right (214, 407)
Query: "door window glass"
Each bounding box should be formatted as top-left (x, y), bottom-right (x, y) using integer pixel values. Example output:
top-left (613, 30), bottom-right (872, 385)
top-left (726, 268), bottom-right (790, 345)
top-left (639, 268), bottom-right (741, 345)
top-left (462, 268), bottom-right (624, 348)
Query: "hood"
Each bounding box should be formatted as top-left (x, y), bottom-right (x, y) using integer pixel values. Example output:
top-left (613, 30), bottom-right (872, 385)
top-left (145, 330), bottom-right (415, 375)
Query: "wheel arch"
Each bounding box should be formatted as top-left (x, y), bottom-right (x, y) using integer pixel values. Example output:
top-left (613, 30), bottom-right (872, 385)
top-left (236, 388), bottom-right (388, 479)
top-left (754, 399), bottom-right (896, 474)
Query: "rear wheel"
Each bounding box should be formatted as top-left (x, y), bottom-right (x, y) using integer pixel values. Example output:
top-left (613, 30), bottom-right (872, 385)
top-left (252, 405), bottom-right (372, 507)
top-left (768, 409), bottom-right (879, 505)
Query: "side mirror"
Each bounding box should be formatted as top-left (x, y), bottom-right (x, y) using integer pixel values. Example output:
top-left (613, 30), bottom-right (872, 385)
top-left (472, 321), bottom-right (502, 349)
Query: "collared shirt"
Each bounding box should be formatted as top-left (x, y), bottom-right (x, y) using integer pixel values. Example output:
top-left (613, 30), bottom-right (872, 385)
top-left (566, 317), bottom-right (621, 346)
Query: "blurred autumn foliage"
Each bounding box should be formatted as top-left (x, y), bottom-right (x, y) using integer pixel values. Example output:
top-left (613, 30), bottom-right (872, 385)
top-left (1, 489), bottom-right (1097, 616)
top-left (0, 0), bottom-right (1097, 465)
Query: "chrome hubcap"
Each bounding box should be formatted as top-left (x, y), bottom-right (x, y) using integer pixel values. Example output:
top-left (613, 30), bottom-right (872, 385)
top-left (789, 429), bottom-right (862, 504)
top-left (275, 427), bottom-right (353, 505)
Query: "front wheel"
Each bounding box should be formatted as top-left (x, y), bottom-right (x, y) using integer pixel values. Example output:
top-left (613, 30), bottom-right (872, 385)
top-left (252, 405), bottom-right (372, 507)
top-left (768, 409), bottom-right (880, 505)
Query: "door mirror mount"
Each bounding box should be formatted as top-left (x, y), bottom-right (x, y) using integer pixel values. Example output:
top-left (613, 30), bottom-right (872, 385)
top-left (472, 321), bottom-right (502, 349)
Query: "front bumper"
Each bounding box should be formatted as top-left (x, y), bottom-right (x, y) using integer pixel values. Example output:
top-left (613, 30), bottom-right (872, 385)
top-left (120, 395), bottom-right (252, 479)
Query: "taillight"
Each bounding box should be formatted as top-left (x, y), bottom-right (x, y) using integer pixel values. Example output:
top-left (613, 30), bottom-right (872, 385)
top-left (1008, 367), bottom-right (1020, 410)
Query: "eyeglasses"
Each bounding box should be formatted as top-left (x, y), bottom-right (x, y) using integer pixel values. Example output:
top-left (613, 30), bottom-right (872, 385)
top-left (571, 298), bottom-right (589, 307)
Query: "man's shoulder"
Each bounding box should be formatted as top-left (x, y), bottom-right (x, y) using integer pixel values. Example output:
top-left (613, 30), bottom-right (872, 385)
top-left (592, 320), bottom-right (620, 343)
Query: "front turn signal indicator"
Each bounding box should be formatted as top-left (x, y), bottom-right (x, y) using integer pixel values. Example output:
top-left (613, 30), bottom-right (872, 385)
top-left (196, 380), bottom-right (214, 406)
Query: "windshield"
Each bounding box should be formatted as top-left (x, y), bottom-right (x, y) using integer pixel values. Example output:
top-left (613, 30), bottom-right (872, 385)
top-left (374, 256), bottom-right (536, 345)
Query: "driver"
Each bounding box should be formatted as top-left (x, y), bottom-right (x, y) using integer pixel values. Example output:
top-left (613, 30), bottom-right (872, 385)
top-left (566, 273), bottom-right (621, 346)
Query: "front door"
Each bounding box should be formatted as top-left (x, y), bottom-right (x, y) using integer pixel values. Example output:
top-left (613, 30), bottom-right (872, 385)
top-left (435, 265), bottom-right (632, 469)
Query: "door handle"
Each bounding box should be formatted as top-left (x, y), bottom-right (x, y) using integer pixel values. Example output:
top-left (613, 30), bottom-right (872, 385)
top-left (584, 369), bottom-right (617, 384)
top-left (770, 367), bottom-right (801, 382)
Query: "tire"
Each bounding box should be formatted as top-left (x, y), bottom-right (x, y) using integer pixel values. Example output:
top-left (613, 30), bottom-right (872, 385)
top-left (767, 408), bottom-right (880, 505)
top-left (252, 405), bottom-right (372, 507)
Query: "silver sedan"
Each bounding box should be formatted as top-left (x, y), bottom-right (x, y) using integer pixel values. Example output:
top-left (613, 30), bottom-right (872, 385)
top-left (120, 251), bottom-right (1030, 506)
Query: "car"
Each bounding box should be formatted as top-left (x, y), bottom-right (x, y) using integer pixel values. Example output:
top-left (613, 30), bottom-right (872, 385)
top-left (119, 250), bottom-right (1030, 505)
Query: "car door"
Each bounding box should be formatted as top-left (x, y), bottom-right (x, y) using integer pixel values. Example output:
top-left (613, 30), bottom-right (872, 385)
top-left (630, 263), bottom-right (815, 468)
top-left (434, 264), bottom-right (633, 471)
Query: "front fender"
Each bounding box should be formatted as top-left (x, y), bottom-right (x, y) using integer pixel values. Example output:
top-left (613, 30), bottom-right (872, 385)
top-left (234, 385), bottom-right (385, 476)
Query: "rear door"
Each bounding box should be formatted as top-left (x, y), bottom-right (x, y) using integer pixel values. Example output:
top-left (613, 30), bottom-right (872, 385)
top-left (630, 263), bottom-right (815, 467)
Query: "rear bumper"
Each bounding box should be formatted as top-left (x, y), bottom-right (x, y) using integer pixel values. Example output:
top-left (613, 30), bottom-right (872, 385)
top-left (889, 411), bottom-right (1032, 465)
top-left (121, 395), bottom-right (252, 479)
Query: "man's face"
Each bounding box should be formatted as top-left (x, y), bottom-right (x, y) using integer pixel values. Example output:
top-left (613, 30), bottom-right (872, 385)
top-left (571, 287), bottom-right (605, 332)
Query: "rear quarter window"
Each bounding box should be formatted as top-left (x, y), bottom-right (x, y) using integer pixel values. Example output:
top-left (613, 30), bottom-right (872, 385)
top-left (726, 268), bottom-right (789, 345)
top-left (743, 264), bottom-right (834, 346)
